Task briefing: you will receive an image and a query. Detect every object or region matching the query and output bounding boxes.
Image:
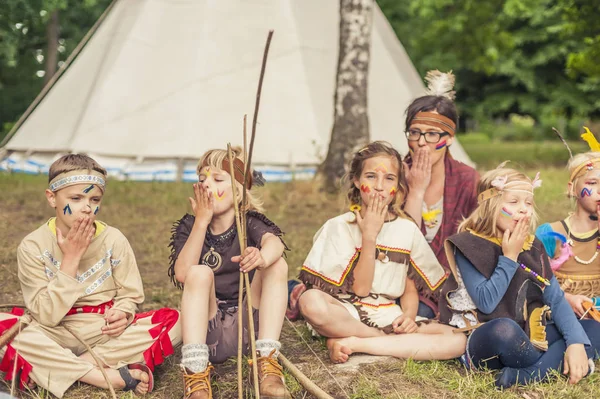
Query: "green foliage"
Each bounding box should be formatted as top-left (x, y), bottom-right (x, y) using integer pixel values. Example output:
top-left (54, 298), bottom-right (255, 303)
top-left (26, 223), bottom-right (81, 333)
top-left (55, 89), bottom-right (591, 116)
top-left (0, 0), bottom-right (111, 139)
top-left (378, 0), bottom-right (600, 137)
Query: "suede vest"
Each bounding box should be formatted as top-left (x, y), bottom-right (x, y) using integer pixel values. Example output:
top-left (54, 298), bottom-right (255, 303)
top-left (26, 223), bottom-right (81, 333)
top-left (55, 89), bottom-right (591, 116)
top-left (439, 232), bottom-right (553, 330)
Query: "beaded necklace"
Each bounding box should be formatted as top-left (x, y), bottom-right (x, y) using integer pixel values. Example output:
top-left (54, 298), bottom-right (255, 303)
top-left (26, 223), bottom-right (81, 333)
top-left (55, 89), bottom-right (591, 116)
top-left (519, 263), bottom-right (550, 286)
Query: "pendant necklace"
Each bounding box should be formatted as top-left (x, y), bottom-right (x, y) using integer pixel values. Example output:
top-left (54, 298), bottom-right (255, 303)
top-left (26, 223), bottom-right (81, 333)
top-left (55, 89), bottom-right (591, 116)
top-left (202, 224), bottom-right (237, 272)
top-left (375, 213), bottom-right (393, 263)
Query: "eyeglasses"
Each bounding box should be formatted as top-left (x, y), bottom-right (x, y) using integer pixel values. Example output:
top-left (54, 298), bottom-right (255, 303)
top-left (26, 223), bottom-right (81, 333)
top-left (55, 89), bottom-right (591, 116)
top-left (405, 129), bottom-right (450, 143)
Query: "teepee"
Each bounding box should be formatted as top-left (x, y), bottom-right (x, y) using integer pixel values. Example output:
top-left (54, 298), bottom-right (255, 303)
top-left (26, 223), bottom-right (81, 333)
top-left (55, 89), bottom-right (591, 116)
top-left (0, 0), bottom-right (472, 182)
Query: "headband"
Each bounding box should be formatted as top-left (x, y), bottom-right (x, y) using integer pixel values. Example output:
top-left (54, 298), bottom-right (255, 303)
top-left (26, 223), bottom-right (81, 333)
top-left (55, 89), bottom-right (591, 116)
top-left (477, 172), bottom-right (542, 204)
top-left (410, 111), bottom-right (456, 136)
top-left (200, 158), bottom-right (254, 189)
top-left (48, 170), bottom-right (106, 193)
top-left (569, 158), bottom-right (600, 183)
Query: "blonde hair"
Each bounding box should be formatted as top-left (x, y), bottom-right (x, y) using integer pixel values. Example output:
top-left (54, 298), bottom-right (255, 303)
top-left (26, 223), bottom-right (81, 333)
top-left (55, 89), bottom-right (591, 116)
top-left (458, 167), bottom-right (538, 237)
top-left (196, 147), bottom-right (264, 213)
top-left (567, 151), bottom-right (600, 197)
top-left (344, 141), bottom-right (410, 220)
top-left (48, 154), bottom-right (107, 182)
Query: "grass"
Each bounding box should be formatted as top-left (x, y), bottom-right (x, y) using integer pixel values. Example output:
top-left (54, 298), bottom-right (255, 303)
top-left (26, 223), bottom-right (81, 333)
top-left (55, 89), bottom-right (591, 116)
top-left (1, 140), bottom-right (599, 398)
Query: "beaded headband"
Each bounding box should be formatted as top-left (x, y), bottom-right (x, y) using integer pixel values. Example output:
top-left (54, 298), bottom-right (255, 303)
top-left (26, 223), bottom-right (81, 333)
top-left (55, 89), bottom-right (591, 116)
top-left (48, 170), bottom-right (106, 193)
top-left (477, 172), bottom-right (542, 204)
top-left (410, 111), bottom-right (456, 136)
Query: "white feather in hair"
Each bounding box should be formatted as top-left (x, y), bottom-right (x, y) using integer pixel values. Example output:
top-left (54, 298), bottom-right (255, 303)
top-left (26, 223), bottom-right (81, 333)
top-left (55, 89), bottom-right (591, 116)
top-left (424, 70), bottom-right (456, 100)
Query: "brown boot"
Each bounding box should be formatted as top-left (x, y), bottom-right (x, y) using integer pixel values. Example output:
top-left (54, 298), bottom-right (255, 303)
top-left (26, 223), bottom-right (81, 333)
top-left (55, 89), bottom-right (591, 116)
top-left (182, 364), bottom-right (213, 399)
top-left (249, 350), bottom-right (292, 399)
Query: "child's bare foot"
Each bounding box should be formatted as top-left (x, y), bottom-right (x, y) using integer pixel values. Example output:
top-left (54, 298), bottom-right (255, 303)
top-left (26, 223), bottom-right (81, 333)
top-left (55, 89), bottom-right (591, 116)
top-left (327, 337), bottom-right (353, 363)
top-left (128, 368), bottom-right (150, 395)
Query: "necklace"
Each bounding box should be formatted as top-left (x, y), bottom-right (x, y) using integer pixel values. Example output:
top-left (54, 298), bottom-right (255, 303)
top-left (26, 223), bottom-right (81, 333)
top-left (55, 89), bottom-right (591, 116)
top-left (519, 263), bottom-right (550, 286)
top-left (374, 213), bottom-right (395, 263)
top-left (202, 224), bottom-right (237, 271)
top-left (565, 216), bottom-right (600, 265)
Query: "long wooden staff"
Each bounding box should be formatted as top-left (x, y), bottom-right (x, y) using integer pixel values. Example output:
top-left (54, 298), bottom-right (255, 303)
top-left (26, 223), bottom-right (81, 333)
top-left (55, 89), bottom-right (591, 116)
top-left (227, 144), bottom-right (260, 398)
top-left (236, 115), bottom-right (248, 398)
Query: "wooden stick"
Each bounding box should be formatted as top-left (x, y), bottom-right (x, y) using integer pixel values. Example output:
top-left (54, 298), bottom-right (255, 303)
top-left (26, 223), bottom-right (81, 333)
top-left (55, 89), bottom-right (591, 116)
top-left (237, 268), bottom-right (244, 399)
top-left (242, 30), bottom-right (274, 207)
top-left (227, 144), bottom-right (260, 399)
top-left (237, 115), bottom-right (248, 399)
top-left (279, 353), bottom-right (335, 399)
top-left (242, 114), bottom-right (248, 216)
top-left (63, 324), bottom-right (117, 399)
top-left (243, 270), bottom-right (259, 386)
top-left (0, 315), bottom-right (30, 351)
top-left (10, 320), bottom-right (25, 397)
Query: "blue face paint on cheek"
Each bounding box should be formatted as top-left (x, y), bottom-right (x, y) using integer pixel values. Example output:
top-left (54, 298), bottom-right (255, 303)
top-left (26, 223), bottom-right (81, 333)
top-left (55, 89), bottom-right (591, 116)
top-left (63, 204), bottom-right (72, 215)
top-left (94, 206), bottom-right (99, 215)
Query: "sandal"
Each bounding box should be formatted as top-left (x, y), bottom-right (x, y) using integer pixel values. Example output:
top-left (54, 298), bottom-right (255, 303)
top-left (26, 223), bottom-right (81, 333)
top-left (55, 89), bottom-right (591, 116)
top-left (582, 301), bottom-right (600, 323)
top-left (118, 363), bottom-right (154, 393)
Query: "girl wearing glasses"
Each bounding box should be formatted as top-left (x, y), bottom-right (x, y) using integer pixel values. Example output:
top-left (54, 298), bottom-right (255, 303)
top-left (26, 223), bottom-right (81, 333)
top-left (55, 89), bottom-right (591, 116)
top-left (402, 71), bottom-right (480, 318)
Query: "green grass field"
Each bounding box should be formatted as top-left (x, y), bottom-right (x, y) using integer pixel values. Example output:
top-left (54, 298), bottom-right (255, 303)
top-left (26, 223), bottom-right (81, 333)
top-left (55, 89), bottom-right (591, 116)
top-left (1, 141), bottom-right (599, 399)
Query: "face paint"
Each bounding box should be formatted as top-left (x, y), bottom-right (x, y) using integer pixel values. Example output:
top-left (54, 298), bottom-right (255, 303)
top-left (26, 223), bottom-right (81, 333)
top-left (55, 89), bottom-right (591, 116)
top-left (581, 187), bottom-right (593, 197)
top-left (360, 184), bottom-right (371, 194)
top-left (94, 206), bottom-right (99, 215)
top-left (389, 187), bottom-right (397, 196)
top-left (63, 204), bottom-right (72, 215)
top-left (374, 164), bottom-right (388, 174)
top-left (500, 207), bottom-right (513, 218)
top-left (214, 190), bottom-right (226, 201)
top-left (435, 141), bottom-right (447, 151)
top-left (83, 184), bottom-right (95, 193)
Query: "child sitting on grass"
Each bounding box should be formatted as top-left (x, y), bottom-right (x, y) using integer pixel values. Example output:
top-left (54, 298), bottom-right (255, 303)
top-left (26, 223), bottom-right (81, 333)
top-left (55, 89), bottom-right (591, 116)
top-left (298, 141), bottom-right (466, 364)
top-left (168, 147), bottom-right (291, 399)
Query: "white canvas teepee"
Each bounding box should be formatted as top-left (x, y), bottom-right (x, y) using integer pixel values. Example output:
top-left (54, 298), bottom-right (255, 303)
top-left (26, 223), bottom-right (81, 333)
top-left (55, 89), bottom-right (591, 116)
top-left (0, 0), bottom-right (472, 182)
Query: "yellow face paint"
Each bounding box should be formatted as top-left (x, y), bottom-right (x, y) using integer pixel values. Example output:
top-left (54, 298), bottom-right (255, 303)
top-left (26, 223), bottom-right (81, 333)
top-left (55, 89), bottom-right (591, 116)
top-left (389, 187), bottom-right (397, 196)
top-left (213, 189), bottom-right (226, 201)
top-left (374, 163), bottom-right (388, 174)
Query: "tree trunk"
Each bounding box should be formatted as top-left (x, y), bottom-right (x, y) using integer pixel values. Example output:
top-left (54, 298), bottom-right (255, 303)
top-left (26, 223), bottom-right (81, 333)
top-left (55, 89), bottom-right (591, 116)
top-left (320, 0), bottom-right (373, 191)
top-left (44, 10), bottom-right (60, 85)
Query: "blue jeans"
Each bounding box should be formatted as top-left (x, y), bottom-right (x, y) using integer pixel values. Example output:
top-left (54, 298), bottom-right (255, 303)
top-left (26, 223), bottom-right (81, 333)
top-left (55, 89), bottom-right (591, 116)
top-left (467, 318), bottom-right (600, 388)
top-left (417, 301), bottom-right (436, 319)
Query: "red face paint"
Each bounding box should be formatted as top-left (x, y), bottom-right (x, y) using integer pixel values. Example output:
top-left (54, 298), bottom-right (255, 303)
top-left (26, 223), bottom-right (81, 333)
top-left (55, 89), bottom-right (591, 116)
top-left (214, 190), bottom-right (226, 200)
top-left (360, 184), bottom-right (371, 194)
top-left (389, 188), bottom-right (397, 196)
top-left (435, 141), bottom-right (447, 150)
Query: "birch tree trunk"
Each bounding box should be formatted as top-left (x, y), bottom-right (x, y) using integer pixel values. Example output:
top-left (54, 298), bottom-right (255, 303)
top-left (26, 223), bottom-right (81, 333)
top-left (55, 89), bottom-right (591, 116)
top-left (44, 10), bottom-right (59, 85)
top-left (320, 0), bottom-right (373, 191)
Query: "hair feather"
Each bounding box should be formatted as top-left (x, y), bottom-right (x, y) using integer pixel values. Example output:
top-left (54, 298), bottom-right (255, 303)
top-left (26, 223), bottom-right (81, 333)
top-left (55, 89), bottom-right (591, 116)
top-left (424, 70), bottom-right (456, 100)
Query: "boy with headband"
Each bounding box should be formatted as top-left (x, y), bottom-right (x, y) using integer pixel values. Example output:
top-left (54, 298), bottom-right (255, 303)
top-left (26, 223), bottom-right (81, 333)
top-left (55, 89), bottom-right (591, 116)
top-left (0, 154), bottom-right (181, 398)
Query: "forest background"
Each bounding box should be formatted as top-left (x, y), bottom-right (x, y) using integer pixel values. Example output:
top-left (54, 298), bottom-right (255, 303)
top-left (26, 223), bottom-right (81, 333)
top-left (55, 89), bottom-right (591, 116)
top-left (1, 0), bottom-right (600, 144)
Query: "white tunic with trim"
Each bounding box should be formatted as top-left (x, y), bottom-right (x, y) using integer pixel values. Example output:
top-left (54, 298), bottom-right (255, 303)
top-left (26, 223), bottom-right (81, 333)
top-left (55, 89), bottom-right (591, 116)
top-left (301, 212), bottom-right (447, 327)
